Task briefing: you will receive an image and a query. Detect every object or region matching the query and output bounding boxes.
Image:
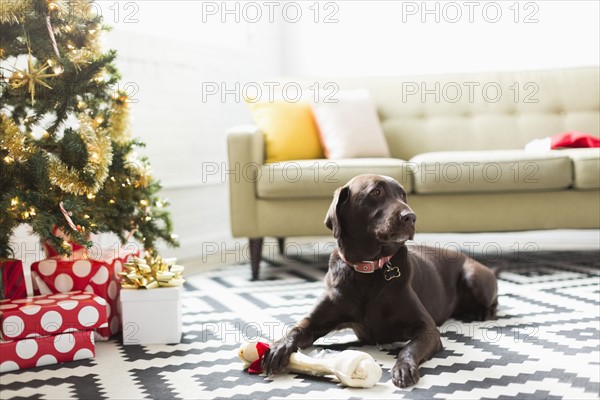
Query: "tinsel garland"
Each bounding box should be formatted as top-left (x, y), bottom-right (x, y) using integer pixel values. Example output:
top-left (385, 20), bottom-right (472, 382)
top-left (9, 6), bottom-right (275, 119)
top-left (0, 114), bottom-right (32, 162)
top-left (47, 114), bottom-right (113, 195)
top-left (0, 0), bottom-right (32, 25)
top-left (109, 96), bottom-right (130, 143)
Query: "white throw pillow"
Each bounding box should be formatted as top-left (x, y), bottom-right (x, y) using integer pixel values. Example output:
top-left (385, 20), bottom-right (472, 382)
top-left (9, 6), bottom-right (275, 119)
top-left (312, 89), bottom-right (391, 159)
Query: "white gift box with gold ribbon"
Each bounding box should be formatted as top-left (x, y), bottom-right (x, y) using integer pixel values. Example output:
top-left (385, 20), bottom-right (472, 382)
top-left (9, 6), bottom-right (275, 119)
top-left (120, 286), bottom-right (182, 345)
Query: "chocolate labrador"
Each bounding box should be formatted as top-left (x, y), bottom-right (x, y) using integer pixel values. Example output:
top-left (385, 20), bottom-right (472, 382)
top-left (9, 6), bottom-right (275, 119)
top-left (262, 174), bottom-right (498, 388)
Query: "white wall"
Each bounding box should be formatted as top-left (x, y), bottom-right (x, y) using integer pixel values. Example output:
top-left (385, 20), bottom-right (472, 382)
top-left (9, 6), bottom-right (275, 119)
top-left (282, 1), bottom-right (600, 76)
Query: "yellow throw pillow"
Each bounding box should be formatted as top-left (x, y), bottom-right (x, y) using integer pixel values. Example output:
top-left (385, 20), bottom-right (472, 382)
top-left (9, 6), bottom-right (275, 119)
top-left (247, 101), bottom-right (324, 163)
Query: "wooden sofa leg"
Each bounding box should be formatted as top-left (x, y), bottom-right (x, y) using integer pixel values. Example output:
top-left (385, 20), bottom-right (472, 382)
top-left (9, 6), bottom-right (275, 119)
top-left (277, 237), bottom-right (285, 256)
top-left (249, 237), bottom-right (264, 281)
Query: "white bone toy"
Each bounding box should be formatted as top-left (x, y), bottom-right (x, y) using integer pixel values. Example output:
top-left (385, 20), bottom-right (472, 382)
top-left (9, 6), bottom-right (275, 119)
top-left (238, 340), bottom-right (382, 388)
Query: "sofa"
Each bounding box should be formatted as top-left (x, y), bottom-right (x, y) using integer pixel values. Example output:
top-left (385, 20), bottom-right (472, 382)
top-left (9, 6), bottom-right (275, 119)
top-left (227, 67), bottom-right (600, 279)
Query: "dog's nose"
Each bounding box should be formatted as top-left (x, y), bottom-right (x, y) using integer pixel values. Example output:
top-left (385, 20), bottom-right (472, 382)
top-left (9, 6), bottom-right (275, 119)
top-left (401, 212), bottom-right (416, 225)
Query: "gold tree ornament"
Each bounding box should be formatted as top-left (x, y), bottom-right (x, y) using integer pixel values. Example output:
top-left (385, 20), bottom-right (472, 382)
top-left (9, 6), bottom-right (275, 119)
top-left (9, 51), bottom-right (58, 104)
top-left (68, 48), bottom-right (93, 72)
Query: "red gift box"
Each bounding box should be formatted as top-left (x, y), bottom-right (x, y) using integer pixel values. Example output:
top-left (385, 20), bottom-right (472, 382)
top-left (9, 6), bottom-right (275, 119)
top-left (0, 291), bottom-right (107, 341)
top-left (0, 330), bottom-right (95, 373)
top-left (0, 259), bottom-right (27, 301)
top-left (30, 251), bottom-right (137, 340)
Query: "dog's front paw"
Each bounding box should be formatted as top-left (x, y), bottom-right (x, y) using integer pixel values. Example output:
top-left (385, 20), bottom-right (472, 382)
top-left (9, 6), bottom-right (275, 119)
top-left (262, 339), bottom-right (297, 375)
top-left (391, 358), bottom-right (420, 388)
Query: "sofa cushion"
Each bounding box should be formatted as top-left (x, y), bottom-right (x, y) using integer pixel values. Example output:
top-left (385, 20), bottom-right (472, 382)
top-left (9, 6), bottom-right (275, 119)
top-left (312, 90), bottom-right (391, 159)
top-left (256, 158), bottom-right (412, 199)
top-left (409, 150), bottom-right (573, 194)
top-left (247, 101), bottom-right (324, 163)
top-left (559, 148), bottom-right (600, 189)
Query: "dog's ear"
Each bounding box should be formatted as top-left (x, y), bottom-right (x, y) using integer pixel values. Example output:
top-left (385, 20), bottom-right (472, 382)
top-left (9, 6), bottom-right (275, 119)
top-left (324, 186), bottom-right (349, 239)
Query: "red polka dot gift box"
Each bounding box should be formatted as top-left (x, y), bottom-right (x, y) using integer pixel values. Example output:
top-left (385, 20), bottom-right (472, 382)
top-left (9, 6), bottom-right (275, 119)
top-left (0, 330), bottom-right (95, 373)
top-left (30, 257), bottom-right (128, 341)
top-left (0, 291), bottom-right (108, 341)
top-left (0, 259), bottom-right (27, 301)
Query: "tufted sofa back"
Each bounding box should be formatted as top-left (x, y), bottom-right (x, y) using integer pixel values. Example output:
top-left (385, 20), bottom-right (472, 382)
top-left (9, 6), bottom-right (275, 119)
top-left (294, 67), bottom-right (599, 161)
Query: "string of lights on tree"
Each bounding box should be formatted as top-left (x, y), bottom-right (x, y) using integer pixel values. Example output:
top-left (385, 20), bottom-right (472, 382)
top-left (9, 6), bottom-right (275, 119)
top-left (0, 0), bottom-right (178, 258)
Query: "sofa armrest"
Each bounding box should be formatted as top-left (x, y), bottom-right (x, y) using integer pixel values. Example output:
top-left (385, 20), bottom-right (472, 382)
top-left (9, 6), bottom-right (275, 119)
top-left (227, 125), bottom-right (264, 238)
top-left (227, 125), bottom-right (265, 164)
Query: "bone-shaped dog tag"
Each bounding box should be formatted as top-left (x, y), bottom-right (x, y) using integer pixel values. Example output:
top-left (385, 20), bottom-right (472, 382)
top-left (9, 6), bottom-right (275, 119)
top-left (384, 263), bottom-right (401, 281)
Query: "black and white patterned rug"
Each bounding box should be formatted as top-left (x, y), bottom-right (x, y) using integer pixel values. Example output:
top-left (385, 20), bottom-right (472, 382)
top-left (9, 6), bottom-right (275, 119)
top-left (1, 250), bottom-right (599, 399)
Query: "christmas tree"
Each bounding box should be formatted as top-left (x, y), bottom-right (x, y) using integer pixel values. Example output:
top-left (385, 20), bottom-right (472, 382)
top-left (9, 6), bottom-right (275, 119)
top-left (0, 0), bottom-right (178, 258)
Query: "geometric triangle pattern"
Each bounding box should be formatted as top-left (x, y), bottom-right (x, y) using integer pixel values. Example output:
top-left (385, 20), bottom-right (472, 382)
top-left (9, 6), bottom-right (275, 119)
top-left (1, 250), bottom-right (598, 399)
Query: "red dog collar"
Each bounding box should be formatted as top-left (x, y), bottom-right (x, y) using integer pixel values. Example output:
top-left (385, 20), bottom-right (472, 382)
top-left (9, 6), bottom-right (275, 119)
top-left (338, 252), bottom-right (394, 273)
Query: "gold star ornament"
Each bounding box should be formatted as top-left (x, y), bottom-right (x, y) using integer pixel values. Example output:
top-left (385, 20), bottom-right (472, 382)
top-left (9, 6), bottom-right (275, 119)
top-left (10, 51), bottom-right (59, 104)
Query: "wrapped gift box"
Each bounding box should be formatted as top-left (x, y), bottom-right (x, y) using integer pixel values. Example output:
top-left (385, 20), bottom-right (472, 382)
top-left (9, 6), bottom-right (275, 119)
top-left (0, 291), bottom-right (107, 341)
top-left (120, 286), bottom-right (182, 345)
top-left (0, 330), bottom-right (95, 373)
top-left (30, 249), bottom-right (138, 340)
top-left (0, 259), bottom-right (27, 300)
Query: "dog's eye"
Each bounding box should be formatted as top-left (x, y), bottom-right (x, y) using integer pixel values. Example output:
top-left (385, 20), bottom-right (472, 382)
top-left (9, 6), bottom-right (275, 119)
top-left (371, 189), bottom-right (381, 197)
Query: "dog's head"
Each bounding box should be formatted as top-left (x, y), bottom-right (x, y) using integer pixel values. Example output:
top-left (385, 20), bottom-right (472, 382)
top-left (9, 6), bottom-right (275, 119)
top-left (325, 174), bottom-right (416, 262)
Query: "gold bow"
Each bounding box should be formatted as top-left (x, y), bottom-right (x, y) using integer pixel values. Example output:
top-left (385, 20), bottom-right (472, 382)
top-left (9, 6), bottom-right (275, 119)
top-left (120, 255), bottom-right (185, 289)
